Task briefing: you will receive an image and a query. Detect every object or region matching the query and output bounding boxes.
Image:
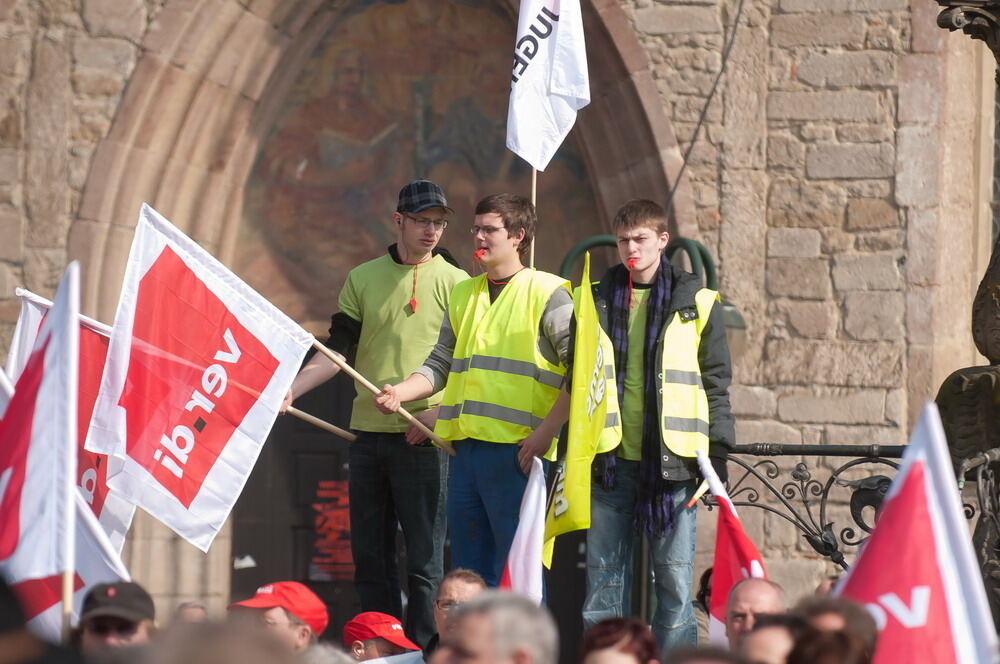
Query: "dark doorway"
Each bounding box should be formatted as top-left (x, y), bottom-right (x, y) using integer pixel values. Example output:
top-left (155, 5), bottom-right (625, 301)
top-left (230, 350), bottom-right (360, 637)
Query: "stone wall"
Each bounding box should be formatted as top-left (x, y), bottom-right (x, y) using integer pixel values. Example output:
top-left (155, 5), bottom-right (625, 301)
top-left (0, 0), bottom-right (992, 617)
top-left (623, 0), bottom-right (991, 592)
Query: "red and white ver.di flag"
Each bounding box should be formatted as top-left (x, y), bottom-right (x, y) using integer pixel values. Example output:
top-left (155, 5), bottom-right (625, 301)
top-left (7, 289), bottom-right (134, 552)
top-left (86, 204), bottom-right (314, 551)
top-left (695, 451), bottom-right (767, 646)
top-left (835, 404), bottom-right (999, 664)
top-left (0, 263), bottom-right (126, 642)
top-left (506, 0), bottom-right (590, 171)
top-left (499, 457), bottom-right (546, 605)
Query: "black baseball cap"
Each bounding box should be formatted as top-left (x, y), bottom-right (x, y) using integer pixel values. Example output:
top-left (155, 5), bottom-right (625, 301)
top-left (80, 582), bottom-right (155, 625)
top-left (396, 180), bottom-right (453, 214)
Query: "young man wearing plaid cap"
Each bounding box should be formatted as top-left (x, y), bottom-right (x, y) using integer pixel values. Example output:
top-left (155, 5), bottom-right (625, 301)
top-left (284, 180), bottom-right (467, 647)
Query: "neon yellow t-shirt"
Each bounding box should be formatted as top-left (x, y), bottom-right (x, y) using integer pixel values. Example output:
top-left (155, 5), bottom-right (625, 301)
top-left (619, 287), bottom-right (650, 460)
top-left (339, 253), bottom-right (467, 432)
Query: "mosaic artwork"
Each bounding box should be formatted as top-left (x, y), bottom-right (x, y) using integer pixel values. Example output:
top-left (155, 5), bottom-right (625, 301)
top-left (237, 0), bottom-right (606, 332)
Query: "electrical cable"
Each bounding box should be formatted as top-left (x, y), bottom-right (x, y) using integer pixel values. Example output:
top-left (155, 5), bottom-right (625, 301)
top-left (664, 0), bottom-right (751, 218)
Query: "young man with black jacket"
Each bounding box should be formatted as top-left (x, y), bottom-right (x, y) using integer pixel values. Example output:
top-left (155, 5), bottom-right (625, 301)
top-left (582, 199), bottom-right (735, 657)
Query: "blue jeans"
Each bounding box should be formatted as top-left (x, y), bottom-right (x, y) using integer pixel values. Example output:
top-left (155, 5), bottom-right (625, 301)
top-left (583, 460), bottom-right (698, 657)
top-left (349, 431), bottom-right (446, 648)
top-left (447, 439), bottom-right (529, 586)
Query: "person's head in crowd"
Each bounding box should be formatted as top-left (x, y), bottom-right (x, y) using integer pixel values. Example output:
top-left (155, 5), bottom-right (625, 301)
top-left (228, 581), bottom-right (328, 653)
top-left (393, 180), bottom-right (453, 262)
top-left (143, 620), bottom-right (297, 664)
top-left (725, 578), bottom-right (786, 648)
top-left (794, 597), bottom-right (877, 656)
top-left (785, 627), bottom-right (870, 664)
top-left (434, 569), bottom-right (487, 638)
top-left (343, 612), bottom-right (420, 661)
top-left (664, 647), bottom-right (747, 664)
top-left (173, 601), bottom-right (209, 624)
top-left (78, 581), bottom-right (156, 654)
top-left (301, 643), bottom-right (358, 664)
top-left (1, 573), bottom-right (88, 664)
top-left (472, 194), bottom-right (536, 264)
top-left (431, 590), bottom-right (557, 664)
top-left (580, 617), bottom-right (659, 664)
top-left (813, 575), bottom-right (839, 597)
top-left (695, 568), bottom-right (713, 614)
top-left (737, 614), bottom-right (808, 664)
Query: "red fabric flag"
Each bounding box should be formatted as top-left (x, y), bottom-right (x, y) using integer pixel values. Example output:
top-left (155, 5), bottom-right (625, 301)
top-left (835, 404), bottom-right (999, 663)
top-left (7, 290), bottom-right (134, 551)
top-left (696, 452), bottom-right (767, 645)
top-left (0, 264), bottom-right (128, 643)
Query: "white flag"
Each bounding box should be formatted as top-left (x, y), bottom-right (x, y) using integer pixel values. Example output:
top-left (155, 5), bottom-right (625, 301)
top-left (87, 204), bottom-right (314, 551)
top-left (6, 290), bottom-right (135, 552)
top-left (499, 458), bottom-right (546, 605)
top-left (0, 263), bottom-right (79, 584)
top-left (506, 0), bottom-right (590, 171)
top-left (15, 493), bottom-right (130, 642)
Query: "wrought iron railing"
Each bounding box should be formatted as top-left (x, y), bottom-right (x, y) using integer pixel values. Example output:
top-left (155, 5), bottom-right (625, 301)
top-left (705, 444), bottom-right (998, 570)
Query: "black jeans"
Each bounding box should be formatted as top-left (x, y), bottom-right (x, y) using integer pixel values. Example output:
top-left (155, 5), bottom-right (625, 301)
top-left (348, 431), bottom-right (447, 647)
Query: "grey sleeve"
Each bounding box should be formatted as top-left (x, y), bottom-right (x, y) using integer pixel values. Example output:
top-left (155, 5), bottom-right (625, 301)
top-left (538, 287), bottom-right (574, 369)
top-left (412, 314), bottom-right (456, 393)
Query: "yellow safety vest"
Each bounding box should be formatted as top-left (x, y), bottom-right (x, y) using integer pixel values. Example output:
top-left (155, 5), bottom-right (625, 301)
top-left (657, 288), bottom-right (719, 458)
top-left (436, 270), bottom-right (570, 445)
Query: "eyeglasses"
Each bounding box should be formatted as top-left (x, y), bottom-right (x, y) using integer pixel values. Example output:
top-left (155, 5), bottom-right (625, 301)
top-left (404, 213), bottom-right (449, 231)
top-left (469, 225), bottom-right (505, 236)
top-left (435, 599), bottom-right (462, 613)
top-left (83, 618), bottom-right (141, 636)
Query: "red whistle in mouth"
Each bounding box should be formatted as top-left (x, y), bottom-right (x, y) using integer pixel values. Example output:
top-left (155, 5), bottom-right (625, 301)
top-left (627, 257), bottom-right (638, 269)
top-left (474, 248), bottom-right (487, 261)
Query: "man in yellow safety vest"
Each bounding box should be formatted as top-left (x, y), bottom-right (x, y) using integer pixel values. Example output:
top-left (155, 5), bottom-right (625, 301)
top-left (581, 199), bottom-right (735, 657)
top-left (375, 193), bottom-right (573, 586)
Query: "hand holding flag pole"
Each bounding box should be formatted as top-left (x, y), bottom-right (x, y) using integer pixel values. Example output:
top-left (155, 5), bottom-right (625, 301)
top-left (310, 340), bottom-right (455, 455)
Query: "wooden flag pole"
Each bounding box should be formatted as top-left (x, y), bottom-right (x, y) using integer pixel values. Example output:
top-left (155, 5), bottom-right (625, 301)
top-left (529, 168), bottom-right (537, 268)
top-left (311, 340), bottom-right (456, 456)
top-left (287, 406), bottom-right (356, 442)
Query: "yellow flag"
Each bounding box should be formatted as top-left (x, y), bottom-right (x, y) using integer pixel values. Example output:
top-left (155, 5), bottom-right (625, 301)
top-left (543, 253), bottom-right (621, 566)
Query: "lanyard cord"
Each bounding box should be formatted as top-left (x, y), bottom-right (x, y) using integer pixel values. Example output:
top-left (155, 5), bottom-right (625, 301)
top-left (403, 253), bottom-right (432, 313)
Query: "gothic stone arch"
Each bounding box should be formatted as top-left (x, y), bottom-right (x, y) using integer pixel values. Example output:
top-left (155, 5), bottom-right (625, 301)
top-left (66, 0), bottom-right (696, 608)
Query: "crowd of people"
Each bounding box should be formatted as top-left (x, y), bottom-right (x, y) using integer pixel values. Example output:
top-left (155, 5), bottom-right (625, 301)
top-left (1, 572), bottom-right (878, 664)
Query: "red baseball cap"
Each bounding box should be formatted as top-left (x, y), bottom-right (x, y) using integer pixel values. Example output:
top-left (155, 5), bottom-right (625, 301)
top-left (342, 612), bottom-right (420, 651)
top-left (229, 581), bottom-right (328, 636)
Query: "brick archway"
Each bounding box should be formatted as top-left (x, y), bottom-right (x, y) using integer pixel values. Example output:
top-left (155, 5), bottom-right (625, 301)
top-left (66, 0), bottom-right (696, 607)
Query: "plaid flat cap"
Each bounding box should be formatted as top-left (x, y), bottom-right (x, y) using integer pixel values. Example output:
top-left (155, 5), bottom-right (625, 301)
top-left (396, 180), bottom-right (454, 214)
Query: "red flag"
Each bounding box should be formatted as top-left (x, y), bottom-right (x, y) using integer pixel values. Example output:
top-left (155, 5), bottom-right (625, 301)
top-left (0, 263), bottom-right (79, 582)
top-left (499, 458), bottom-right (546, 604)
top-left (696, 452), bottom-right (767, 645)
top-left (0, 268), bottom-right (130, 643)
top-left (87, 204), bottom-right (314, 551)
top-left (8, 290), bottom-right (134, 551)
top-left (835, 404), bottom-right (999, 663)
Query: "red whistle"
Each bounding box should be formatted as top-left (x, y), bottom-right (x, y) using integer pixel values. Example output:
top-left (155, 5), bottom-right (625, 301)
top-left (627, 257), bottom-right (638, 269)
top-left (474, 248), bottom-right (487, 261)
